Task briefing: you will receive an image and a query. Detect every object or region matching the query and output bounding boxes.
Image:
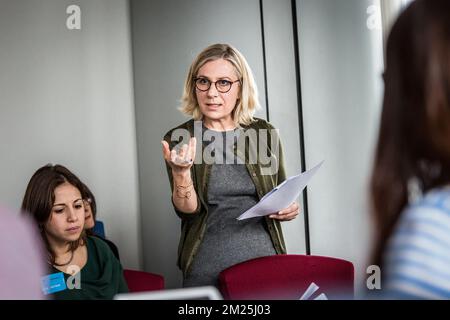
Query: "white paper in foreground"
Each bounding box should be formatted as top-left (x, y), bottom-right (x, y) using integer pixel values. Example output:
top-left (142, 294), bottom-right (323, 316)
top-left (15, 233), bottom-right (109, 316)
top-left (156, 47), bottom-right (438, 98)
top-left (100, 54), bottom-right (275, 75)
top-left (237, 160), bottom-right (324, 220)
top-left (299, 282), bottom-right (319, 300)
top-left (299, 282), bottom-right (328, 300)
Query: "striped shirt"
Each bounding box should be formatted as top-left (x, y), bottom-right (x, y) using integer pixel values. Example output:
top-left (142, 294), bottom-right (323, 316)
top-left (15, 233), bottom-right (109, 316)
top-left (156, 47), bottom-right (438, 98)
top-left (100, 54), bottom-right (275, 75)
top-left (383, 186), bottom-right (450, 299)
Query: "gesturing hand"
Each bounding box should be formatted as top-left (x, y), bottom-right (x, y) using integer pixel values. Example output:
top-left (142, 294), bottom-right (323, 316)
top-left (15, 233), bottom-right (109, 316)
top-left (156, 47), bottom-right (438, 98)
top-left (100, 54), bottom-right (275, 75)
top-left (161, 137), bottom-right (197, 174)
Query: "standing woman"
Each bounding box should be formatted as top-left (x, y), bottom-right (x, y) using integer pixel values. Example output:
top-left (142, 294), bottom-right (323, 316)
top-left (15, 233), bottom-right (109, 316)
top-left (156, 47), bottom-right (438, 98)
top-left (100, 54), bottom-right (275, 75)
top-left (21, 164), bottom-right (128, 299)
top-left (162, 43), bottom-right (299, 287)
top-left (370, 0), bottom-right (450, 299)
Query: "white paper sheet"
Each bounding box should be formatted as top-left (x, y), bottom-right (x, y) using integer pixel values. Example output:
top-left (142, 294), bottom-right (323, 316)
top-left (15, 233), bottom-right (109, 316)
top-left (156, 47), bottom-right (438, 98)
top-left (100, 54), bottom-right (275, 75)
top-left (237, 160), bottom-right (324, 220)
top-left (299, 282), bottom-right (328, 300)
top-left (299, 282), bottom-right (319, 300)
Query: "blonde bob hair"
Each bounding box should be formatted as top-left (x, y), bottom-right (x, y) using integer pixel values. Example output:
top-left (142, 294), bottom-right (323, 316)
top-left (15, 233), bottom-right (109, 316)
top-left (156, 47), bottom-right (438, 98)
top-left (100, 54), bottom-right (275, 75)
top-left (179, 43), bottom-right (260, 126)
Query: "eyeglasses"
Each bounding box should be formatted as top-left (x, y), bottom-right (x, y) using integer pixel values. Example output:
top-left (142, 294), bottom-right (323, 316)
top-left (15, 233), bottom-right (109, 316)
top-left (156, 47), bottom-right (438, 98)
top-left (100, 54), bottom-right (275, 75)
top-left (194, 77), bottom-right (241, 93)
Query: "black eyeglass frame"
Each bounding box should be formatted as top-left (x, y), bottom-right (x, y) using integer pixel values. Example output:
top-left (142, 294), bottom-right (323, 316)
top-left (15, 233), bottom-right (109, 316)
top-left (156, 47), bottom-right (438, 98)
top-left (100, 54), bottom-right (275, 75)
top-left (193, 77), bottom-right (241, 93)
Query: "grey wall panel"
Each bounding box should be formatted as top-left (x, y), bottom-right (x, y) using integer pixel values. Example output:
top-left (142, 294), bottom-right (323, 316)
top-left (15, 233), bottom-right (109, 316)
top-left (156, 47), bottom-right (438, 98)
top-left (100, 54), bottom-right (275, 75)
top-left (296, 0), bottom-right (384, 294)
top-left (131, 0), bottom-right (267, 288)
top-left (0, 0), bottom-right (142, 269)
top-left (262, 0), bottom-right (306, 254)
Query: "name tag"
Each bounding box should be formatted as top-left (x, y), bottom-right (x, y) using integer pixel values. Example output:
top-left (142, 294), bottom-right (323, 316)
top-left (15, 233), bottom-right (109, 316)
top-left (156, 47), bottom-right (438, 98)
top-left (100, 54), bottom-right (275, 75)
top-left (41, 272), bottom-right (67, 295)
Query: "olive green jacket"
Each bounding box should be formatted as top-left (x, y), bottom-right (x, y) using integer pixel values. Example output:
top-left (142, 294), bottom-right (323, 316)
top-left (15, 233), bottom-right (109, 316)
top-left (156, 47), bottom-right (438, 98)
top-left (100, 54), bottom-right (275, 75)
top-left (163, 118), bottom-right (287, 277)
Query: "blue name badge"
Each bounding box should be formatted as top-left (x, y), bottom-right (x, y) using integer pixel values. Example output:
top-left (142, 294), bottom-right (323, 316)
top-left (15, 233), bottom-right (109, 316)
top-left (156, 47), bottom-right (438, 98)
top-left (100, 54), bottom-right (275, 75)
top-left (41, 272), bottom-right (67, 295)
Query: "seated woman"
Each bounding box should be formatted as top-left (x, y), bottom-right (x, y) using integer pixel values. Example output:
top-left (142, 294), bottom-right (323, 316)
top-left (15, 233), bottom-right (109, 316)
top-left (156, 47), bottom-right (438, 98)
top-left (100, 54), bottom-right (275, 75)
top-left (81, 183), bottom-right (121, 261)
top-left (21, 164), bottom-right (128, 299)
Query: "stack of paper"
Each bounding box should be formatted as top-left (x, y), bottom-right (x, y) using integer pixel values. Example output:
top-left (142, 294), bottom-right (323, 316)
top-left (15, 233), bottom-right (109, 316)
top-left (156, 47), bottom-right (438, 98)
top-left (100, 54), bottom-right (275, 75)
top-left (237, 161), bottom-right (324, 220)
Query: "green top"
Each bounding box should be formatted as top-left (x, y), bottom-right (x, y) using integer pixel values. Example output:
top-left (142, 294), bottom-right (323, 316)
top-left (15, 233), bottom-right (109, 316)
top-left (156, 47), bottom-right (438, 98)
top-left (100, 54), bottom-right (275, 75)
top-left (50, 236), bottom-right (128, 300)
top-left (163, 118), bottom-right (287, 277)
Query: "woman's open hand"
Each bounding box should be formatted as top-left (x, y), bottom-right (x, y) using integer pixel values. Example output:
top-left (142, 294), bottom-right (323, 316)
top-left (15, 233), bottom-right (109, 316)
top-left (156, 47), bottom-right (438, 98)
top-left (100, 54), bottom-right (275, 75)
top-left (161, 137), bottom-right (197, 175)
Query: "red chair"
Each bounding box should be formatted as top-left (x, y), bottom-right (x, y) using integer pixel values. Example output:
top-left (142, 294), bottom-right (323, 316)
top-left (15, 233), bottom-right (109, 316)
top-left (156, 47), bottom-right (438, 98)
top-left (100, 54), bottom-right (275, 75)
top-left (123, 269), bottom-right (164, 293)
top-left (219, 254), bottom-right (354, 300)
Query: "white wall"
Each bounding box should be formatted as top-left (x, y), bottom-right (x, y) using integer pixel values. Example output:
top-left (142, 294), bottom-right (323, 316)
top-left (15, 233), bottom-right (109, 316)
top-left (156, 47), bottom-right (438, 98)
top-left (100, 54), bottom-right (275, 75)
top-left (0, 0), bottom-right (142, 269)
top-left (297, 0), bottom-right (384, 295)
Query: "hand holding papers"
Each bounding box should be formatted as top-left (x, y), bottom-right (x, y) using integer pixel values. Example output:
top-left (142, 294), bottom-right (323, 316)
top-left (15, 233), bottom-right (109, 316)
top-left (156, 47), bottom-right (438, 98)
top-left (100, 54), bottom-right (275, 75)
top-left (237, 161), bottom-right (324, 220)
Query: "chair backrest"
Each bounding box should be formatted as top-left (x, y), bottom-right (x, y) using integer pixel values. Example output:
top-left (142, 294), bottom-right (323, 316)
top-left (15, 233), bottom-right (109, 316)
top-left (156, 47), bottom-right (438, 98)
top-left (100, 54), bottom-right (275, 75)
top-left (123, 269), bottom-right (165, 293)
top-left (93, 220), bottom-right (105, 238)
top-left (219, 254), bottom-right (354, 300)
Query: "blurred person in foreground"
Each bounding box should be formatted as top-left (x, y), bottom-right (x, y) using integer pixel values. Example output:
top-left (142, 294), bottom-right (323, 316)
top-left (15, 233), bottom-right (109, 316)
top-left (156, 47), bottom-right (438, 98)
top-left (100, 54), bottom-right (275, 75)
top-left (0, 206), bottom-right (46, 299)
top-left (370, 0), bottom-right (450, 299)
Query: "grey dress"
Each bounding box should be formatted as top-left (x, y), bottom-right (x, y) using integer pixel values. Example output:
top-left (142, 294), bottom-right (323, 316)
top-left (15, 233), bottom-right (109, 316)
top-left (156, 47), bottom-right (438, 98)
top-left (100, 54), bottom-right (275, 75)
top-left (183, 128), bottom-right (276, 288)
